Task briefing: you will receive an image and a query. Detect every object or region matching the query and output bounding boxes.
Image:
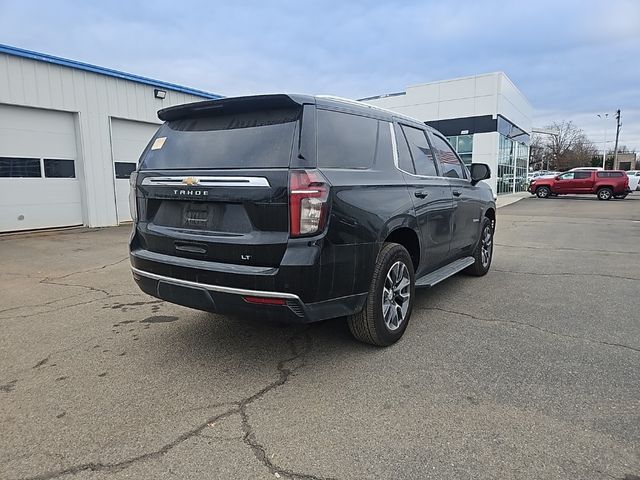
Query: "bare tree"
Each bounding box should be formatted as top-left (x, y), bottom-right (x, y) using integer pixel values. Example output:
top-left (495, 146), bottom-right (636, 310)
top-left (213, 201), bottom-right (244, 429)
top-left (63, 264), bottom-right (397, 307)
top-left (533, 121), bottom-right (597, 171)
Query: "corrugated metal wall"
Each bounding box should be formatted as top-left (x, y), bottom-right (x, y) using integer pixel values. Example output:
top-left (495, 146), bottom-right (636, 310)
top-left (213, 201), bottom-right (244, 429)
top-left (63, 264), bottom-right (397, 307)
top-left (0, 53), bottom-right (210, 227)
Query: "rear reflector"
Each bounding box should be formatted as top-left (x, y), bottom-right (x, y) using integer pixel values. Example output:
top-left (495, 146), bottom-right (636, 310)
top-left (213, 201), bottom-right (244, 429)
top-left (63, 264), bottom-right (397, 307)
top-left (243, 296), bottom-right (286, 306)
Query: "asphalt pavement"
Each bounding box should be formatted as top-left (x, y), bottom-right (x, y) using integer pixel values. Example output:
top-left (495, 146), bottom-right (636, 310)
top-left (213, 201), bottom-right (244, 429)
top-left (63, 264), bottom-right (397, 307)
top-left (1, 195), bottom-right (639, 480)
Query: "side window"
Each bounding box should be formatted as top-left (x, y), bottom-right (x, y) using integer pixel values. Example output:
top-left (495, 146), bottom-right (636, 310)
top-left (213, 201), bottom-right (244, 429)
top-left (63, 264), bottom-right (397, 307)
top-left (430, 134), bottom-right (466, 179)
top-left (559, 172), bottom-right (575, 180)
top-left (574, 171), bottom-right (591, 179)
top-left (317, 109), bottom-right (378, 169)
top-left (400, 125), bottom-right (438, 176)
top-left (393, 123), bottom-right (415, 174)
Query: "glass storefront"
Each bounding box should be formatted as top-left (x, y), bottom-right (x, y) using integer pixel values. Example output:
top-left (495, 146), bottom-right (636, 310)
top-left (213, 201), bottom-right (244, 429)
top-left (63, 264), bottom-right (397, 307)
top-left (436, 116), bottom-right (530, 195)
top-left (446, 134), bottom-right (473, 166)
top-left (497, 134), bottom-right (529, 195)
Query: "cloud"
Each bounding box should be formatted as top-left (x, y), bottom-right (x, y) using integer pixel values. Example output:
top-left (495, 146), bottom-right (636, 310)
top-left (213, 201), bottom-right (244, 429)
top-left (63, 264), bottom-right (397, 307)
top-left (1, 0), bottom-right (638, 149)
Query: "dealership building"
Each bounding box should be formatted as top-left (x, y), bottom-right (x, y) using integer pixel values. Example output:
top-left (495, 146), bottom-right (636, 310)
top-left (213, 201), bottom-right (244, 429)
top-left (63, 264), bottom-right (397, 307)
top-left (361, 72), bottom-right (533, 195)
top-left (1, 44), bottom-right (533, 233)
top-left (0, 44), bottom-right (219, 233)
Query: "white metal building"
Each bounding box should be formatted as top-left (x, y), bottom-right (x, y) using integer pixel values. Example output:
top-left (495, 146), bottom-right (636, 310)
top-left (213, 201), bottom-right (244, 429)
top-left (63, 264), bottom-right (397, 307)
top-left (361, 72), bottom-right (533, 194)
top-left (0, 44), bottom-right (219, 233)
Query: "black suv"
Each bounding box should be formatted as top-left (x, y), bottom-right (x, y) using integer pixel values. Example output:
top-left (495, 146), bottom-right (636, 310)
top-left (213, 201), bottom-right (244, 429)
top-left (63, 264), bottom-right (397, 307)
top-left (129, 94), bottom-right (495, 346)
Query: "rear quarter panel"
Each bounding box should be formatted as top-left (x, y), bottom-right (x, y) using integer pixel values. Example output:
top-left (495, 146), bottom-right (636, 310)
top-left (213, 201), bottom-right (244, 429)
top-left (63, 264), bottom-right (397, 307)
top-left (319, 167), bottom-right (417, 297)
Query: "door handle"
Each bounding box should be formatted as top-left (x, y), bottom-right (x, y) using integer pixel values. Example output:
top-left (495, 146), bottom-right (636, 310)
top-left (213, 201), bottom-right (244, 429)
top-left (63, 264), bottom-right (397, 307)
top-left (414, 190), bottom-right (429, 199)
top-left (452, 189), bottom-right (462, 197)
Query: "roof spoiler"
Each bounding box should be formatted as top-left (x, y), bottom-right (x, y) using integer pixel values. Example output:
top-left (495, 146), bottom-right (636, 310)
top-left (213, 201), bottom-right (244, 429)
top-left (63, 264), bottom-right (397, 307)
top-left (158, 94), bottom-right (308, 122)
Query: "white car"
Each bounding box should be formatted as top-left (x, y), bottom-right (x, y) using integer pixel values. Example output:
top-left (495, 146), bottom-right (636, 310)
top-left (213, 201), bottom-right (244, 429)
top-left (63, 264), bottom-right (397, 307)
top-left (625, 170), bottom-right (640, 191)
top-left (569, 167), bottom-right (604, 171)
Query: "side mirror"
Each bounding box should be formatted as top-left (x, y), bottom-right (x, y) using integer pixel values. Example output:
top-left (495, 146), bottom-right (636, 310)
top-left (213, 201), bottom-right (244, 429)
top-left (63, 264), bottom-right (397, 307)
top-left (555, 176), bottom-right (560, 180)
top-left (469, 163), bottom-right (491, 185)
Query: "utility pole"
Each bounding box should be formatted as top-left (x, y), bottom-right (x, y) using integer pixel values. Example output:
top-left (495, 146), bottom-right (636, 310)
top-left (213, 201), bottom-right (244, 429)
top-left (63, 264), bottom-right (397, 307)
top-left (613, 109), bottom-right (621, 168)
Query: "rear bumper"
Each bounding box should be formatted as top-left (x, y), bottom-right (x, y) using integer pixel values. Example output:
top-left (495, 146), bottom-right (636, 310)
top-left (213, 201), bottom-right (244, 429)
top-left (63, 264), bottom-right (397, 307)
top-left (131, 265), bottom-right (367, 323)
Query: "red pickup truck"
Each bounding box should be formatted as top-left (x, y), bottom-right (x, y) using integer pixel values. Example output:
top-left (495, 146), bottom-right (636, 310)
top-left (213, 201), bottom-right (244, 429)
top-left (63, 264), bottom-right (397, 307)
top-left (528, 170), bottom-right (631, 200)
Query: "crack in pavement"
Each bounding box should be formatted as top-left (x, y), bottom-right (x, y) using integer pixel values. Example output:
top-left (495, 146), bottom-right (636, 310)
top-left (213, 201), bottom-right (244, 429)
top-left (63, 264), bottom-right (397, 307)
top-left (419, 306), bottom-right (640, 353)
top-left (0, 293), bottom-right (87, 316)
top-left (492, 268), bottom-right (640, 282)
top-left (0, 294), bottom-right (142, 320)
top-left (495, 243), bottom-right (639, 255)
top-left (41, 257), bottom-right (129, 282)
top-left (17, 328), bottom-right (337, 480)
top-left (239, 332), bottom-right (337, 480)
top-left (0, 257), bottom-right (130, 319)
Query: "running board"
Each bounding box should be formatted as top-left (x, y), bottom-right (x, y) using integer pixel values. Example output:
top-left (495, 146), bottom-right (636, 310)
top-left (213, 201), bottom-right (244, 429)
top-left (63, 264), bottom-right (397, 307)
top-left (415, 257), bottom-right (476, 288)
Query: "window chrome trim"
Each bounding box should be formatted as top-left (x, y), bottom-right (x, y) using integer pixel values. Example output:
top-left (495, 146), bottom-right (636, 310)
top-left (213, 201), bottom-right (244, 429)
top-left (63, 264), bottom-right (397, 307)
top-left (131, 267), bottom-right (301, 300)
top-left (389, 122), bottom-right (449, 181)
top-left (141, 176), bottom-right (271, 187)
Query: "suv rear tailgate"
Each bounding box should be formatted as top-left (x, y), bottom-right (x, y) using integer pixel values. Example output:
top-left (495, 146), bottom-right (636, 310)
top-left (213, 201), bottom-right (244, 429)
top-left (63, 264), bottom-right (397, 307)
top-left (135, 169), bottom-right (290, 267)
top-left (132, 100), bottom-right (302, 268)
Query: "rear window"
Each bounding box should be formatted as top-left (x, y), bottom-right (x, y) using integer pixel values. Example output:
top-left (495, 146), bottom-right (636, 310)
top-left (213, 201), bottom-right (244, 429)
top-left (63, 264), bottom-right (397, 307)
top-left (140, 108), bottom-right (299, 169)
top-left (317, 109), bottom-right (378, 169)
top-left (597, 171), bottom-right (624, 178)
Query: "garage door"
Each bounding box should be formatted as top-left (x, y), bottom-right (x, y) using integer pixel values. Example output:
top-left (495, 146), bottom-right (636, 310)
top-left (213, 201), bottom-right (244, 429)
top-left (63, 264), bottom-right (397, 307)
top-left (110, 118), bottom-right (159, 223)
top-left (0, 104), bottom-right (82, 232)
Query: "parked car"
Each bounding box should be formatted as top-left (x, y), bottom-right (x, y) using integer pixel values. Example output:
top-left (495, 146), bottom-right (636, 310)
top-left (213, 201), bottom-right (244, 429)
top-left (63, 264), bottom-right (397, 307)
top-left (128, 94), bottom-right (496, 346)
top-left (625, 170), bottom-right (640, 191)
top-left (528, 170), bottom-right (631, 200)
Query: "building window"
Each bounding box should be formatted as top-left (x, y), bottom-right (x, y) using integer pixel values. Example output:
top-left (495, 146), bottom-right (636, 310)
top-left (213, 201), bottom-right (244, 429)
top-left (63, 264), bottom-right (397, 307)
top-left (0, 157), bottom-right (42, 177)
top-left (115, 162), bottom-right (137, 179)
top-left (44, 159), bottom-right (75, 178)
top-left (496, 135), bottom-right (529, 195)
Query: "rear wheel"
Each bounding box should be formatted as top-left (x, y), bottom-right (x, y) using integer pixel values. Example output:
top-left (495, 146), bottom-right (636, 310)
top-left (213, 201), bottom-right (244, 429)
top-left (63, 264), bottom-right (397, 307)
top-left (536, 186), bottom-right (551, 198)
top-left (347, 243), bottom-right (415, 347)
top-left (464, 217), bottom-right (494, 276)
top-left (597, 187), bottom-right (613, 200)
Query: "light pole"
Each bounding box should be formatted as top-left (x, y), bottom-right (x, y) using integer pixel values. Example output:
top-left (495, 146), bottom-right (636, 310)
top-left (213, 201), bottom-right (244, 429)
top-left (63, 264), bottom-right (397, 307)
top-left (597, 113), bottom-right (609, 169)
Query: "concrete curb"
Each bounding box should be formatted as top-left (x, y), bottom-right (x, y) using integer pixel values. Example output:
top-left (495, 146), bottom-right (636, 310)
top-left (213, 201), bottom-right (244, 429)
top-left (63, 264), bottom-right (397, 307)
top-left (496, 192), bottom-right (531, 209)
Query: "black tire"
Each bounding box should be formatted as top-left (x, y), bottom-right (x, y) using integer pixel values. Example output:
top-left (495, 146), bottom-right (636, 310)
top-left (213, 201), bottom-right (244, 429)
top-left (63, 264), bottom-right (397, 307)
top-left (597, 187), bottom-right (613, 200)
top-left (464, 216), bottom-right (494, 276)
top-left (536, 186), bottom-right (551, 198)
top-left (614, 194), bottom-right (628, 199)
top-left (347, 243), bottom-right (415, 347)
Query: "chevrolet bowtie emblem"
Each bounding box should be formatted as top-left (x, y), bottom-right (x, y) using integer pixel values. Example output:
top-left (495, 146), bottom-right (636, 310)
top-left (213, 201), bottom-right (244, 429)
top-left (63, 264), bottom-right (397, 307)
top-left (182, 177), bottom-right (199, 186)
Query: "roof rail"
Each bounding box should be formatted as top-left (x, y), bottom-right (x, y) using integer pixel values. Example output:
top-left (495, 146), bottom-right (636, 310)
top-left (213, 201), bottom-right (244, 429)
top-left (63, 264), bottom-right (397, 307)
top-left (316, 95), bottom-right (423, 125)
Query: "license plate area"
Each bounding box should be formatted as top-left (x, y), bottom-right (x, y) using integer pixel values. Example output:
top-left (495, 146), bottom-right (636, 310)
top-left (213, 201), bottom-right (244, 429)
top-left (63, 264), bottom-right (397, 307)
top-left (149, 200), bottom-right (253, 233)
top-left (183, 203), bottom-right (212, 229)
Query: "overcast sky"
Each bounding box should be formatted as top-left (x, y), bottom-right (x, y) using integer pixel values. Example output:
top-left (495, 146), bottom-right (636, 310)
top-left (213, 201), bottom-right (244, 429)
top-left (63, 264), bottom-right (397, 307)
top-left (1, 0), bottom-right (639, 151)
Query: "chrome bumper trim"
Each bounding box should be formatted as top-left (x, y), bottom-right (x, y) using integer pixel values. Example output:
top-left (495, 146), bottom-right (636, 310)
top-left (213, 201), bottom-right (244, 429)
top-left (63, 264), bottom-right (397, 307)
top-left (131, 267), bottom-right (301, 300)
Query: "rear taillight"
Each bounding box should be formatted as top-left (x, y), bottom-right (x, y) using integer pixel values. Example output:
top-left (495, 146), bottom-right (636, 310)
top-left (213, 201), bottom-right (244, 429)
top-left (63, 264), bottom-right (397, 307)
top-left (129, 172), bottom-right (138, 222)
top-left (289, 170), bottom-right (329, 237)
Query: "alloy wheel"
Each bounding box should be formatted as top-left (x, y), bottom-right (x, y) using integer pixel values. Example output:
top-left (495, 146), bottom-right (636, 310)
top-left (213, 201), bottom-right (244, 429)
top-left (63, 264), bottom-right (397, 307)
top-left (481, 225), bottom-right (493, 268)
top-left (382, 261), bottom-right (411, 331)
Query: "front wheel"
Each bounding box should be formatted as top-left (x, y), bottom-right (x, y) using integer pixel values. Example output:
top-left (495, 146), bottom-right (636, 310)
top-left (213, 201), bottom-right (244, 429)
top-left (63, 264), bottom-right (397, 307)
top-left (536, 186), bottom-right (551, 198)
top-left (347, 243), bottom-right (415, 347)
top-left (597, 187), bottom-right (613, 200)
top-left (464, 217), bottom-right (494, 276)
